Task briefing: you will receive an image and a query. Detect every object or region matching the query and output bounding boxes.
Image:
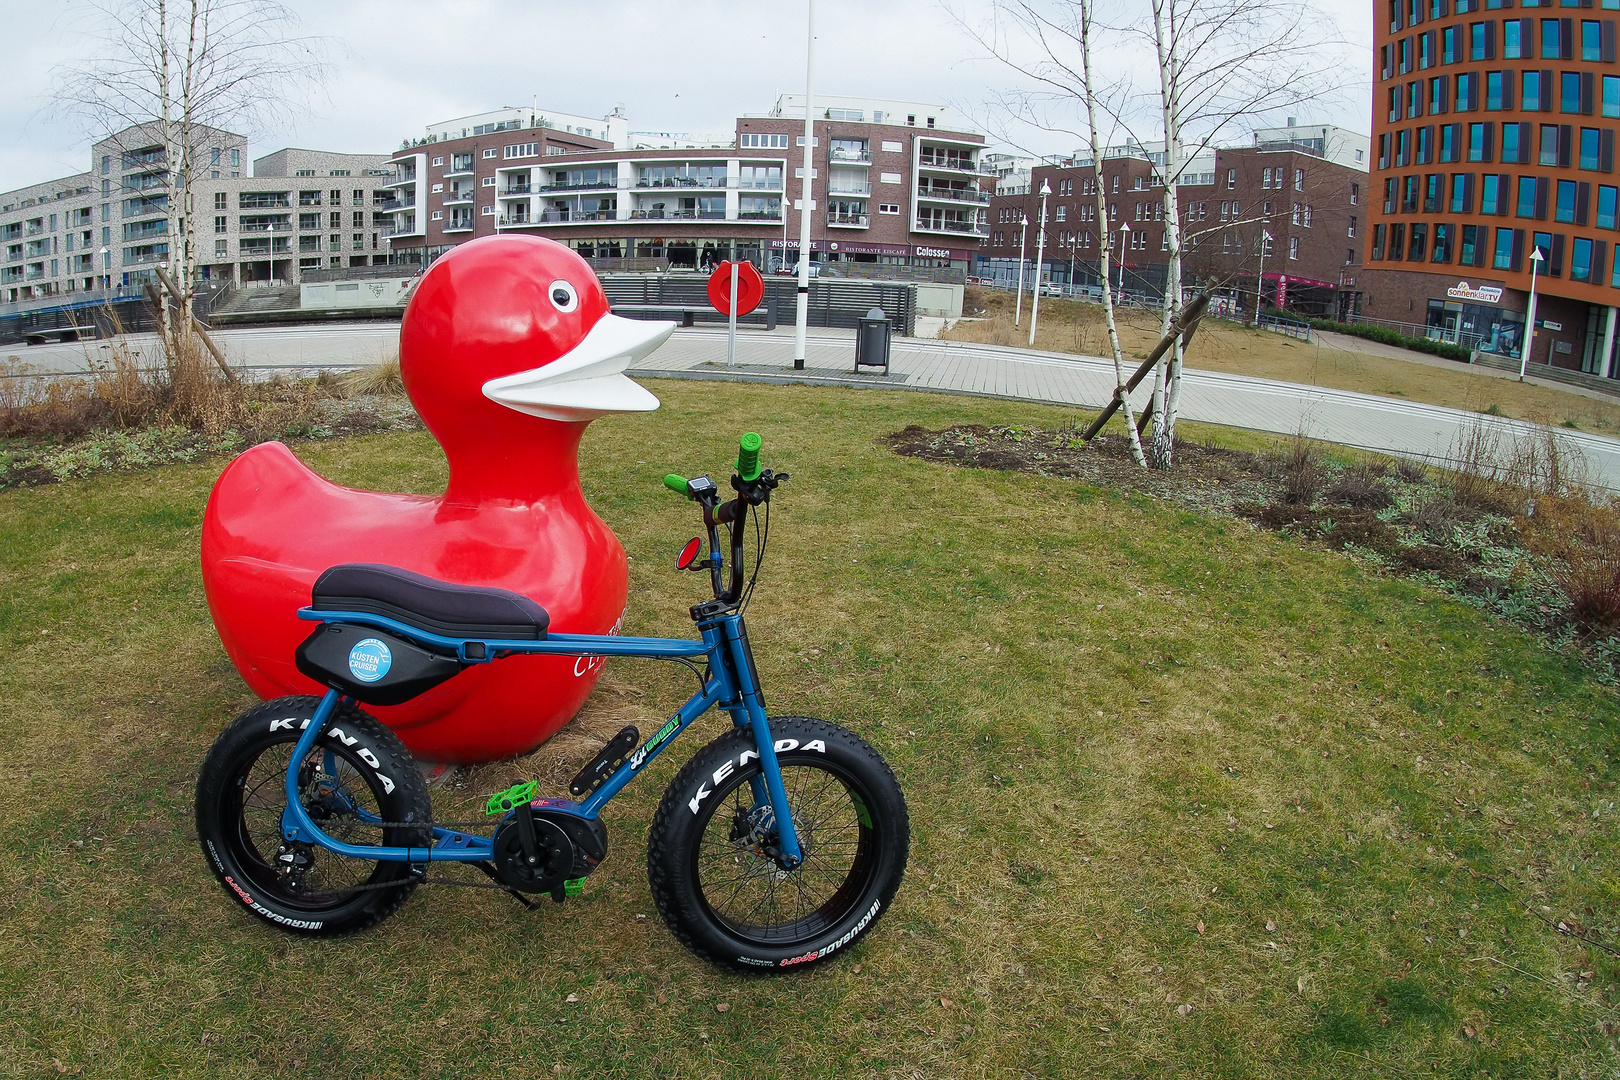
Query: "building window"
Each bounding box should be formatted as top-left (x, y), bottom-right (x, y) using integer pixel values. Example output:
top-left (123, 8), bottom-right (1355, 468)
top-left (482, 176), bottom-right (496, 187)
top-left (1517, 175), bottom-right (1538, 218)
top-left (1556, 179), bottom-right (1577, 223)
top-left (1523, 70), bottom-right (1545, 111)
top-left (1460, 224), bottom-right (1479, 266)
top-left (482, 206), bottom-right (495, 215)
top-left (431, 211), bottom-right (443, 220)
top-left (1492, 226), bottom-right (1514, 269)
top-left (878, 203), bottom-right (900, 214)
top-left (1467, 123), bottom-right (1489, 161)
top-left (1502, 122), bottom-right (1523, 163)
top-left (483, 149), bottom-right (498, 159)
top-left (504, 143), bottom-right (538, 159)
top-left (1226, 169), bottom-right (1236, 189)
top-left (1482, 174), bottom-right (1504, 215)
top-left (1503, 18), bottom-right (1525, 59)
top-left (1599, 185), bottom-right (1618, 230)
top-left (1582, 19), bottom-right (1603, 62)
top-left (214, 239), bottom-right (227, 257)
top-left (1541, 18), bottom-right (1561, 59)
top-left (1540, 124), bottom-right (1561, 166)
top-left (214, 215), bottom-right (227, 233)
top-left (231, 149), bottom-right (239, 167)
top-left (1572, 236), bottom-right (1594, 281)
top-left (1582, 127), bottom-right (1602, 170)
top-left (1432, 222), bottom-right (1453, 263)
top-left (1562, 72), bottom-right (1582, 114)
top-left (214, 192), bottom-right (227, 210)
top-left (1288, 236), bottom-right (1300, 259)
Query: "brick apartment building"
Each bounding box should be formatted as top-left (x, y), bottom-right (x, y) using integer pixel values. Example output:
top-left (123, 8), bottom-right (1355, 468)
top-left (382, 96), bottom-right (991, 274)
top-left (1362, 0), bottom-right (1620, 380)
top-left (983, 124), bottom-right (1368, 317)
top-left (0, 121), bottom-right (393, 309)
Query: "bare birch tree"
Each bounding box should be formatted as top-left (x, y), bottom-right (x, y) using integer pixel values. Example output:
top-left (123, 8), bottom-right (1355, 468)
top-left (50, 0), bottom-right (326, 329)
top-left (959, 0), bottom-right (1343, 467)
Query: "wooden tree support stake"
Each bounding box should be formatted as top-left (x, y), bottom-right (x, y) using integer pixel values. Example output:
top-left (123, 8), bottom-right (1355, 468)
top-left (154, 264), bottom-right (235, 382)
top-left (1081, 290), bottom-right (1209, 442)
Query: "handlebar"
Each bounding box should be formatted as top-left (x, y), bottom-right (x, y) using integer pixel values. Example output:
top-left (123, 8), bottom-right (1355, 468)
top-left (661, 433), bottom-right (788, 607)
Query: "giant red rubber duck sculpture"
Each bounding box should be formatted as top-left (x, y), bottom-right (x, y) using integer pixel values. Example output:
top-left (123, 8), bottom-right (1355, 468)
top-left (201, 235), bottom-right (673, 762)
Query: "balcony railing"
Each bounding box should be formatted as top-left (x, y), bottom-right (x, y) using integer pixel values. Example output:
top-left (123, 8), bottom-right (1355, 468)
top-left (737, 178), bottom-right (784, 190)
top-left (827, 212), bottom-right (870, 228)
top-left (538, 180), bottom-right (618, 192)
top-left (497, 215), bottom-right (533, 226)
top-left (382, 224), bottom-right (422, 237)
top-left (502, 184), bottom-right (532, 195)
top-left (444, 162), bottom-right (475, 177)
top-left (917, 157), bottom-right (979, 174)
top-left (443, 219), bottom-right (474, 232)
top-left (376, 199), bottom-right (404, 213)
top-left (629, 208), bottom-right (725, 220)
top-left (737, 210), bottom-right (784, 220)
top-left (382, 173), bottom-right (416, 188)
top-left (241, 222), bottom-right (294, 232)
top-left (829, 148), bottom-right (872, 164)
top-left (443, 191), bottom-right (475, 204)
top-left (636, 178), bottom-right (725, 189)
top-left (537, 209), bottom-right (619, 223)
top-left (916, 186), bottom-right (991, 204)
top-left (914, 218), bottom-right (984, 235)
top-left (298, 197), bottom-right (322, 206)
top-left (827, 184), bottom-right (872, 196)
top-left (24, 225), bottom-right (45, 236)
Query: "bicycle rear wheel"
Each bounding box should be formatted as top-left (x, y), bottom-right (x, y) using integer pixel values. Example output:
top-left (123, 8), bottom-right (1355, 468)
top-left (647, 717), bottom-right (909, 971)
top-left (195, 696), bottom-right (431, 936)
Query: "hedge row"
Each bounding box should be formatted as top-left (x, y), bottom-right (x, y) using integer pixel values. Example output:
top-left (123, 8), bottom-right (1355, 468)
top-left (1283, 313), bottom-right (1473, 362)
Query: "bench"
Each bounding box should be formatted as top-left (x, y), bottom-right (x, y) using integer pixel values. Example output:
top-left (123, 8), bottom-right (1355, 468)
top-left (23, 325), bottom-right (100, 346)
top-left (610, 300), bottom-right (779, 331)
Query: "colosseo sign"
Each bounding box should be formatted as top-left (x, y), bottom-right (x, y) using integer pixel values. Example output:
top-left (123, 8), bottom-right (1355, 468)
top-left (1446, 281), bottom-right (1504, 304)
top-left (913, 245), bottom-right (969, 261)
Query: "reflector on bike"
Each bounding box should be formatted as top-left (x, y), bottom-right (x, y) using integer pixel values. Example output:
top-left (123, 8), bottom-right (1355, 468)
top-left (676, 537), bottom-right (702, 570)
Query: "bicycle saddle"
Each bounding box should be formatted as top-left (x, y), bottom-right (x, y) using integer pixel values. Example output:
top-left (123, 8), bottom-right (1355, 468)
top-left (311, 563), bottom-right (550, 640)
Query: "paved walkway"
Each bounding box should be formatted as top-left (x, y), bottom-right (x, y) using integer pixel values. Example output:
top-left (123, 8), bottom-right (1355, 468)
top-left (11, 320), bottom-right (1620, 488)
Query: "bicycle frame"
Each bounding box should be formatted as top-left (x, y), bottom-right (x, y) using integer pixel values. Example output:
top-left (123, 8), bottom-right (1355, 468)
top-left (277, 606), bottom-right (804, 868)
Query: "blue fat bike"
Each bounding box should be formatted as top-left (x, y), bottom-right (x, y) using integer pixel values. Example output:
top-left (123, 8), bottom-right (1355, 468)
top-left (194, 434), bottom-right (910, 971)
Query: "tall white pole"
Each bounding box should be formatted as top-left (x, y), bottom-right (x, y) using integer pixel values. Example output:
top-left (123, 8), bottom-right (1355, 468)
top-left (792, 0), bottom-right (815, 371)
top-left (1519, 248), bottom-right (1543, 381)
top-left (1029, 180), bottom-right (1051, 346)
top-left (1014, 213), bottom-right (1027, 327)
top-left (727, 258), bottom-right (739, 368)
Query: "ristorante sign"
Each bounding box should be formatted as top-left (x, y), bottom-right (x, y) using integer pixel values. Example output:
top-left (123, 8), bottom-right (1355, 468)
top-left (1446, 281), bottom-right (1504, 303)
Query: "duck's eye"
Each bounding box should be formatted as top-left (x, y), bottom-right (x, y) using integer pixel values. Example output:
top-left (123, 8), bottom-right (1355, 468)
top-left (548, 280), bottom-right (579, 313)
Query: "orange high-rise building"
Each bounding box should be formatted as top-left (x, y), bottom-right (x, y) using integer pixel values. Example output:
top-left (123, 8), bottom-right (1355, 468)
top-left (1365, 0), bottom-right (1620, 380)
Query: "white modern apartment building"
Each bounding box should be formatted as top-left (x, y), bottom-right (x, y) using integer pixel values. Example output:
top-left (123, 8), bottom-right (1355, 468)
top-left (1, 122), bottom-right (395, 311)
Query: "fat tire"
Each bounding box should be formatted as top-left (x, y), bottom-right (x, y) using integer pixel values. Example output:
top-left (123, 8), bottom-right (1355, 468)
top-left (647, 717), bottom-right (909, 972)
top-left (195, 695), bottom-right (431, 937)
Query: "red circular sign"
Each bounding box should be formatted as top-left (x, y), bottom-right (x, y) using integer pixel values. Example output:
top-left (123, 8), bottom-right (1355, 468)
top-left (708, 260), bottom-right (764, 316)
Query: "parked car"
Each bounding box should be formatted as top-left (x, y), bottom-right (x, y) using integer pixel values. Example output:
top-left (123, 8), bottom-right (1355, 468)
top-left (775, 261), bottom-right (820, 278)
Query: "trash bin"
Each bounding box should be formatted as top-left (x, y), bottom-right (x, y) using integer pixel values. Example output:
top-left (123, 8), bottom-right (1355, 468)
top-left (855, 306), bottom-right (891, 375)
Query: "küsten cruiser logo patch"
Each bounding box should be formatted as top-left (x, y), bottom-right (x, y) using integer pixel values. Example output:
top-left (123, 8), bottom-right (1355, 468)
top-left (347, 638), bottom-right (392, 683)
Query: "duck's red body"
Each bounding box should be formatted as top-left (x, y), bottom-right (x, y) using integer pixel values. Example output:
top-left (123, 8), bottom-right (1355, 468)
top-left (201, 236), bottom-right (670, 762)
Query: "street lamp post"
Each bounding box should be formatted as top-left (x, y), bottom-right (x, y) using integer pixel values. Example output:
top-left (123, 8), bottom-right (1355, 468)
top-left (1254, 228), bottom-right (1273, 326)
top-left (1116, 220), bottom-right (1131, 301)
top-left (1519, 245), bottom-right (1545, 381)
top-left (1029, 180), bottom-right (1052, 347)
top-left (1014, 211), bottom-right (1028, 328)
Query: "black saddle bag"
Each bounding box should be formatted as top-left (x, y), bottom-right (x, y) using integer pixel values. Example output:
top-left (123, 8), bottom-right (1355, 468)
top-left (295, 622), bottom-right (464, 706)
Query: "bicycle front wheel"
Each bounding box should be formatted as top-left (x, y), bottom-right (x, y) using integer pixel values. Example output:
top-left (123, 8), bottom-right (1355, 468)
top-left (647, 717), bottom-right (909, 972)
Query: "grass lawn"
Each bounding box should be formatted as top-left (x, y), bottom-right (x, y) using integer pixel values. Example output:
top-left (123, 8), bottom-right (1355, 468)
top-left (1, 380), bottom-right (1617, 1078)
top-left (944, 288), bottom-right (1620, 437)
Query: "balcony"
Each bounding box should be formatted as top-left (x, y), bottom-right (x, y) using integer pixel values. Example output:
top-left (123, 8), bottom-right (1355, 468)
top-left (636, 178), bottom-right (725, 189)
top-left (914, 217), bottom-right (984, 236)
top-left (443, 190), bottom-right (475, 204)
top-left (381, 172), bottom-right (417, 189)
top-left (502, 184), bottom-right (532, 195)
top-left (443, 218), bottom-right (474, 232)
top-left (829, 148), bottom-right (872, 164)
top-left (536, 209), bottom-right (620, 223)
top-left (496, 214), bottom-right (533, 226)
top-left (827, 184), bottom-right (872, 197)
top-left (382, 223), bottom-right (424, 237)
top-left (916, 186), bottom-right (991, 204)
top-left (240, 222), bottom-right (294, 232)
top-left (827, 212), bottom-right (869, 229)
top-left (444, 161), bottom-right (475, 177)
top-left (737, 210), bottom-right (783, 220)
top-left (375, 198), bottom-right (403, 213)
top-left (737, 178), bottom-right (784, 190)
top-left (539, 179), bottom-right (618, 192)
top-left (916, 156), bottom-right (980, 175)
top-left (298, 196), bottom-right (322, 206)
top-left (629, 208), bottom-right (725, 220)
top-left (24, 225), bottom-right (45, 237)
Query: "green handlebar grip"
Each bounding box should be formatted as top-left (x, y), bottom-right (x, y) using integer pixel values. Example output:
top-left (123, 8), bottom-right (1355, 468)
top-left (736, 431), bottom-right (763, 482)
top-left (663, 473), bottom-right (689, 495)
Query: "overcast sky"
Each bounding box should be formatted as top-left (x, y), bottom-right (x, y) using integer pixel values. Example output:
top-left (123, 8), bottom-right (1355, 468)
top-left (0, 0), bottom-right (1371, 194)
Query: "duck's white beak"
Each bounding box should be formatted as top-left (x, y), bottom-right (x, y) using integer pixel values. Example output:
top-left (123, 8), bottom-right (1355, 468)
top-left (482, 313), bottom-right (672, 421)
